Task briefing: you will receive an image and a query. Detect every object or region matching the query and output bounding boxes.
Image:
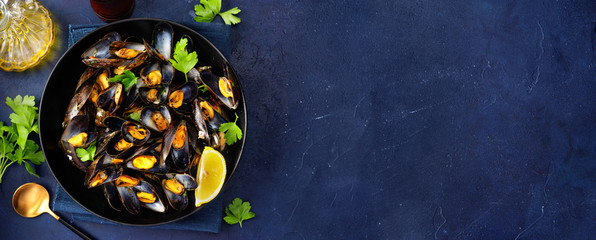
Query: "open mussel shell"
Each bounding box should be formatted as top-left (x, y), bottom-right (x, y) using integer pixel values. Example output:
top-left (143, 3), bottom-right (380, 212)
top-left (186, 115), bottom-right (209, 153)
top-left (153, 22), bottom-right (173, 60)
top-left (191, 99), bottom-right (211, 146)
top-left (117, 185), bottom-right (141, 215)
top-left (96, 83), bottom-right (123, 114)
top-left (125, 152), bottom-right (169, 174)
top-left (61, 114), bottom-right (98, 148)
top-left (105, 131), bottom-right (135, 159)
top-left (103, 182), bottom-right (123, 211)
top-left (63, 78), bottom-right (94, 128)
top-left (103, 116), bottom-right (127, 131)
top-left (168, 81), bottom-right (198, 115)
top-left (140, 105), bottom-right (172, 133)
top-left (138, 84), bottom-right (169, 105)
top-left (81, 32), bottom-right (121, 60)
top-left (133, 180), bottom-right (166, 213)
top-left (162, 120), bottom-right (190, 172)
top-left (60, 114), bottom-right (97, 171)
top-left (161, 174), bottom-right (197, 211)
top-left (122, 121), bottom-right (151, 145)
top-left (197, 98), bottom-right (228, 131)
top-left (84, 154), bottom-right (124, 188)
top-left (109, 41), bottom-right (146, 59)
top-left (124, 140), bottom-right (169, 174)
top-left (140, 61), bottom-right (172, 87)
top-left (198, 65), bottom-right (239, 110)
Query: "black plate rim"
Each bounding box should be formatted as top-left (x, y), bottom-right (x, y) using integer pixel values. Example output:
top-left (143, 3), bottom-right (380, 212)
top-left (39, 18), bottom-right (247, 226)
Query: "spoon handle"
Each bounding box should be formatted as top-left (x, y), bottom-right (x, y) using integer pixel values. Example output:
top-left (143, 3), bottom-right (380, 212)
top-left (57, 217), bottom-right (93, 240)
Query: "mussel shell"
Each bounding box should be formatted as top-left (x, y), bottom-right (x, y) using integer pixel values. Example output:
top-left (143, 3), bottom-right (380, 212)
top-left (138, 85), bottom-right (169, 105)
top-left (122, 83), bottom-right (139, 110)
top-left (84, 154), bottom-right (123, 188)
top-left (124, 140), bottom-right (169, 174)
top-left (103, 182), bottom-right (123, 211)
top-left (140, 62), bottom-right (171, 87)
top-left (191, 99), bottom-right (211, 147)
top-left (117, 185), bottom-right (141, 215)
top-left (96, 130), bottom-right (120, 157)
top-left (210, 131), bottom-right (226, 152)
top-left (82, 58), bottom-right (126, 68)
top-left (122, 121), bottom-right (151, 145)
top-left (186, 116), bottom-right (208, 153)
top-left (81, 32), bottom-right (121, 59)
top-left (153, 22), bottom-right (173, 60)
top-left (60, 114), bottom-right (98, 147)
top-left (197, 98), bottom-right (228, 131)
top-left (105, 132), bottom-right (135, 159)
top-left (164, 120), bottom-right (190, 172)
top-left (75, 68), bottom-right (100, 92)
top-left (96, 83), bottom-right (123, 114)
top-left (109, 41), bottom-right (146, 59)
top-left (140, 105), bottom-right (172, 133)
top-left (133, 180), bottom-right (166, 213)
top-left (198, 67), bottom-right (238, 110)
top-left (161, 62), bottom-right (174, 85)
top-left (187, 67), bottom-right (201, 83)
top-left (168, 82), bottom-right (198, 114)
top-left (125, 152), bottom-right (169, 174)
top-left (165, 173), bottom-right (198, 190)
top-left (63, 79), bottom-right (94, 128)
top-left (60, 142), bottom-right (91, 172)
top-left (103, 116), bottom-right (127, 131)
top-left (161, 177), bottom-right (188, 211)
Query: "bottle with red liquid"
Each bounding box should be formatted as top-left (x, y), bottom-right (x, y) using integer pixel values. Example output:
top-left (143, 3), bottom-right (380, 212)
top-left (90, 0), bottom-right (135, 22)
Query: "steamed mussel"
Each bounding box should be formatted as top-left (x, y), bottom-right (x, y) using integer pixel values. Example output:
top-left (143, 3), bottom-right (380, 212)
top-left (59, 22), bottom-right (241, 215)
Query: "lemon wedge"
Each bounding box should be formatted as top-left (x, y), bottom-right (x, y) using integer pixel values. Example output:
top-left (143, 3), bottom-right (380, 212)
top-left (195, 147), bottom-right (227, 207)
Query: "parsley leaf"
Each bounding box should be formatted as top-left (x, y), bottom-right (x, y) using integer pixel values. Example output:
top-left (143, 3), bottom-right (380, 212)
top-left (0, 95), bottom-right (45, 183)
top-left (128, 111), bottom-right (141, 122)
top-left (76, 142), bottom-right (96, 162)
top-left (107, 70), bottom-right (137, 91)
top-left (6, 95), bottom-right (38, 149)
top-left (219, 7), bottom-right (241, 25)
top-left (224, 198), bottom-right (255, 228)
top-left (169, 38), bottom-right (198, 82)
top-left (219, 113), bottom-right (242, 145)
top-left (194, 0), bottom-right (241, 25)
top-left (198, 84), bottom-right (208, 93)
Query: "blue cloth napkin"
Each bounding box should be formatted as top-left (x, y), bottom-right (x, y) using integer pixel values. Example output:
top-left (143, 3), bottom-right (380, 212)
top-left (53, 21), bottom-right (231, 233)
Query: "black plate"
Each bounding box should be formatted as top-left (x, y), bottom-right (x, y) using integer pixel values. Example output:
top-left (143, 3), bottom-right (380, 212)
top-left (39, 18), bottom-right (246, 226)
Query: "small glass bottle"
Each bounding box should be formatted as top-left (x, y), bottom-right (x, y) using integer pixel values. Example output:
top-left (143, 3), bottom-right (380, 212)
top-left (0, 0), bottom-right (54, 72)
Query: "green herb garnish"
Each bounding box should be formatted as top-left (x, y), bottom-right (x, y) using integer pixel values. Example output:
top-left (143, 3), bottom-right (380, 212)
top-left (169, 38), bottom-right (198, 82)
top-left (75, 142), bottom-right (96, 162)
top-left (194, 0), bottom-right (241, 25)
top-left (107, 70), bottom-right (137, 91)
top-left (128, 112), bottom-right (141, 122)
top-left (0, 95), bottom-right (45, 183)
top-left (198, 84), bottom-right (208, 93)
top-left (219, 113), bottom-right (242, 145)
top-left (224, 198), bottom-right (255, 228)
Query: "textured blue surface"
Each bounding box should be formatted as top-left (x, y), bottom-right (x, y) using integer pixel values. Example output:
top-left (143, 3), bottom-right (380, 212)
top-left (0, 0), bottom-right (595, 239)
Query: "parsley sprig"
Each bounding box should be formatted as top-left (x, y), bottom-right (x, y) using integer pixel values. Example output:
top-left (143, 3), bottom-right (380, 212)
top-left (194, 0), bottom-right (241, 25)
top-left (169, 38), bottom-right (198, 82)
top-left (107, 70), bottom-right (137, 91)
top-left (75, 142), bottom-right (96, 162)
top-left (219, 113), bottom-right (242, 145)
top-left (224, 198), bottom-right (255, 228)
top-left (0, 95), bottom-right (45, 183)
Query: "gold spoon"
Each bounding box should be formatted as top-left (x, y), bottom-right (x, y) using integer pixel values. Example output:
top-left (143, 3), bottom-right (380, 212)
top-left (13, 183), bottom-right (93, 240)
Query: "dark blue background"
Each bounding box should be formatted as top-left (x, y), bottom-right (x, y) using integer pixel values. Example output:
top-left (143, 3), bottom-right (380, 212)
top-left (1, 0), bottom-right (595, 239)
